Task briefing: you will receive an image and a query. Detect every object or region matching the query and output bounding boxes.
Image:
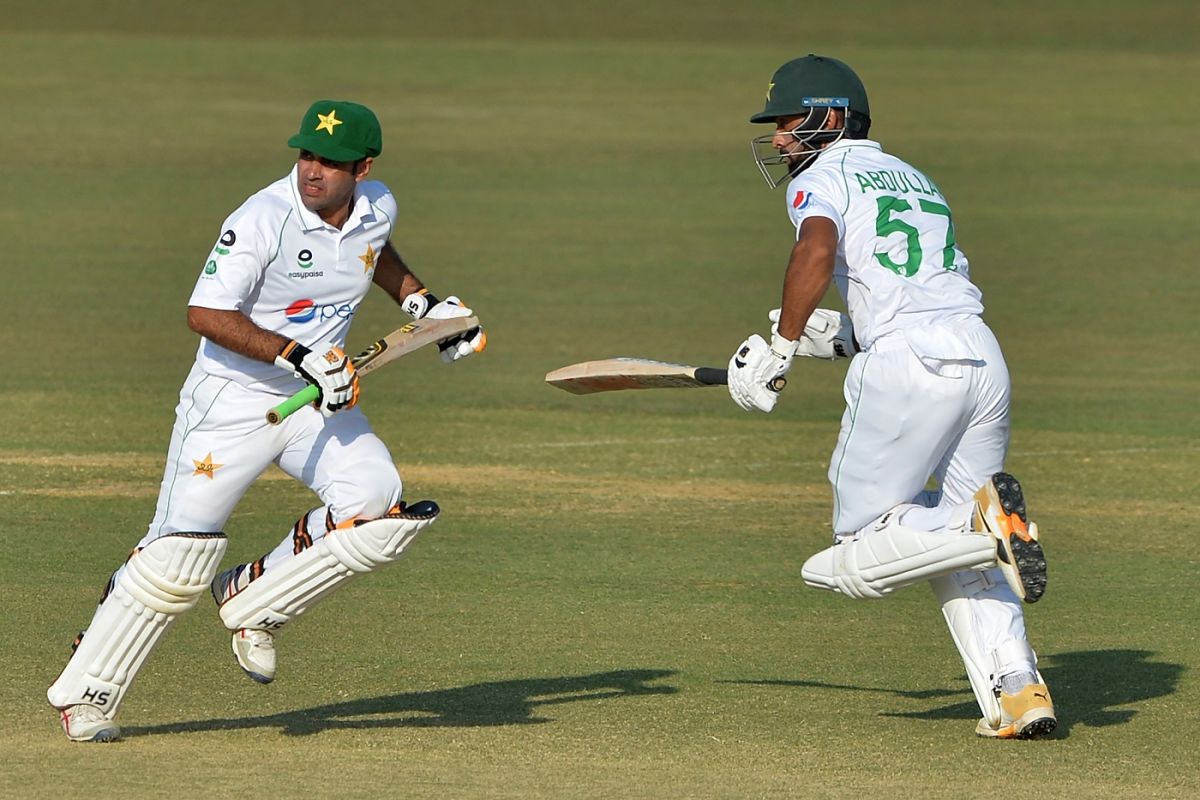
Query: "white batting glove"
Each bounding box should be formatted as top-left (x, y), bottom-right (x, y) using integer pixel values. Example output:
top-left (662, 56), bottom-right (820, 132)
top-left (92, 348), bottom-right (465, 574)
top-left (402, 291), bottom-right (487, 364)
top-left (276, 341), bottom-right (360, 417)
top-left (727, 333), bottom-right (798, 413)
top-left (769, 308), bottom-right (859, 360)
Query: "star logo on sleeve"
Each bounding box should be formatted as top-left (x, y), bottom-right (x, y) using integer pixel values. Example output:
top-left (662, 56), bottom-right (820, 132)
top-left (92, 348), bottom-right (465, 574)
top-left (315, 110), bottom-right (343, 135)
top-left (192, 453), bottom-right (224, 479)
top-left (358, 243), bottom-right (376, 273)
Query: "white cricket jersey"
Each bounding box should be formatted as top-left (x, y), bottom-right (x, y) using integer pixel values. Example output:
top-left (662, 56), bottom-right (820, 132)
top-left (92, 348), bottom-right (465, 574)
top-left (784, 139), bottom-right (986, 362)
top-left (188, 165), bottom-right (396, 393)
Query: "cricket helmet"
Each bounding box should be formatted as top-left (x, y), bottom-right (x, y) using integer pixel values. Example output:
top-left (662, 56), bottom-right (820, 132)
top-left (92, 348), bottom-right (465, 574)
top-left (750, 55), bottom-right (872, 188)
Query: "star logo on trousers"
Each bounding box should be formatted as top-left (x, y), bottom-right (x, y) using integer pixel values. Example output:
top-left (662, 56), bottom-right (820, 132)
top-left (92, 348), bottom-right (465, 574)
top-left (192, 453), bottom-right (224, 479)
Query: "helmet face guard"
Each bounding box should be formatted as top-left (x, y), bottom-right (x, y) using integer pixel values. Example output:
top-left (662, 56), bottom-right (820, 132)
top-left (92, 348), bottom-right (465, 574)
top-left (751, 98), bottom-right (849, 189)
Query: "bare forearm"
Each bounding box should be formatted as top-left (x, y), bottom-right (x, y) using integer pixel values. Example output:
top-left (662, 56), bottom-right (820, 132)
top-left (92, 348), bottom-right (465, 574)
top-left (372, 241), bottom-right (425, 304)
top-left (777, 217), bottom-right (838, 341)
top-left (187, 306), bottom-right (290, 363)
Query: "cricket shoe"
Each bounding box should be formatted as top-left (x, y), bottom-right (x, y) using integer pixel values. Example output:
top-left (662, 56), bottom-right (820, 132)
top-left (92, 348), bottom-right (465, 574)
top-left (60, 704), bottom-right (121, 743)
top-left (232, 628), bottom-right (276, 684)
top-left (973, 472), bottom-right (1047, 603)
top-left (975, 683), bottom-right (1057, 739)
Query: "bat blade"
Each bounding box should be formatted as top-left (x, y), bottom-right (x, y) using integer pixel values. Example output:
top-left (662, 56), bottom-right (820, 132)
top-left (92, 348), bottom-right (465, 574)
top-left (545, 358), bottom-right (728, 395)
top-left (266, 315), bottom-right (479, 424)
top-left (352, 315), bottom-right (480, 377)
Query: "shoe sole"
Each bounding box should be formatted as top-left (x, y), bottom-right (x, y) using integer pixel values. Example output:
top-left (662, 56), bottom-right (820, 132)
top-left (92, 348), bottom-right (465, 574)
top-left (981, 473), bottom-right (1047, 603)
top-left (975, 714), bottom-right (1057, 740)
top-left (83, 727), bottom-right (122, 743)
top-left (240, 667), bottom-right (274, 685)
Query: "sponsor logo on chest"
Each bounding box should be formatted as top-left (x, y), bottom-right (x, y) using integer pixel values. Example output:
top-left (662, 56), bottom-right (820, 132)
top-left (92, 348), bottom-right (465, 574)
top-left (287, 248), bottom-right (324, 279)
top-left (284, 298), bottom-right (359, 324)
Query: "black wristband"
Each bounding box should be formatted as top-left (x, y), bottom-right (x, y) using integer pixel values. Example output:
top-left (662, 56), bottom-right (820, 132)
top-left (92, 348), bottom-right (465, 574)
top-left (278, 339), bottom-right (312, 370)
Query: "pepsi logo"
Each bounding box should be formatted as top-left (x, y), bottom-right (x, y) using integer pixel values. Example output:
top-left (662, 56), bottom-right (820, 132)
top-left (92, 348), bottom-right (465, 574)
top-left (285, 299), bottom-right (317, 323)
top-left (283, 299), bottom-right (359, 324)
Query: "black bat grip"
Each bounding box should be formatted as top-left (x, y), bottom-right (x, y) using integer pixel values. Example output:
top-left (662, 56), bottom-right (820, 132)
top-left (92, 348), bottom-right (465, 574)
top-left (694, 367), bottom-right (728, 386)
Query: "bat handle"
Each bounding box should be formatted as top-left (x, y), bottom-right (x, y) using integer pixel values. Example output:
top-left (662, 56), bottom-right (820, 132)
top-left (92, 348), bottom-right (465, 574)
top-left (693, 367), bottom-right (728, 386)
top-left (266, 384), bottom-right (320, 425)
top-left (692, 368), bottom-right (786, 393)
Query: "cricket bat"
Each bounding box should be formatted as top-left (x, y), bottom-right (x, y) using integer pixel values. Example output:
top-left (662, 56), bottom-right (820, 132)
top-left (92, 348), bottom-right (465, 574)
top-left (545, 358), bottom-right (733, 394)
top-left (266, 315), bottom-right (480, 424)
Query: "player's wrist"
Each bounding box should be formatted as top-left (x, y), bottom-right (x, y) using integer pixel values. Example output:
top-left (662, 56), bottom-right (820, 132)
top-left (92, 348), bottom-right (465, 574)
top-left (769, 331), bottom-right (800, 360)
top-left (275, 339), bottom-right (311, 374)
top-left (401, 289), bottom-right (441, 320)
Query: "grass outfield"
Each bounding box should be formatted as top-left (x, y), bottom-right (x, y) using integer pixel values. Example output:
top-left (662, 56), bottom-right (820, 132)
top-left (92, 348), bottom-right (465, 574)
top-left (2, 1), bottom-right (1198, 797)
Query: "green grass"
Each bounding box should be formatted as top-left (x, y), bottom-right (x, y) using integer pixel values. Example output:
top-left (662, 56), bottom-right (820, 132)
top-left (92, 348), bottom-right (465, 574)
top-left (2, 2), bottom-right (1198, 798)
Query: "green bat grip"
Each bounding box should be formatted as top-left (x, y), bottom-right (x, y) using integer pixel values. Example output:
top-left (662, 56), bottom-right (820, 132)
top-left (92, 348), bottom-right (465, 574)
top-left (266, 384), bottom-right (320, 425)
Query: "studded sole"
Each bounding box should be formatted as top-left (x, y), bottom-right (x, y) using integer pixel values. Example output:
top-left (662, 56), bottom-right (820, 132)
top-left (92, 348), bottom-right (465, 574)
top-left (989, 472), bottom-right (1047, 603)
top-left (1017, 716), bottom-right (1058, 739)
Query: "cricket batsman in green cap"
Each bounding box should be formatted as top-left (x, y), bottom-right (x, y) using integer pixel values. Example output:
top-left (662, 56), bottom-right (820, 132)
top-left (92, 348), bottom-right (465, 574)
top-left (47, 100), bottom-right (487, 742)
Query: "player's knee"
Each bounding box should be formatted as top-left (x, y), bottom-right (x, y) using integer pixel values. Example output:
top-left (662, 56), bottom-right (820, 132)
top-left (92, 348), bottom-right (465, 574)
top-left (335, 462), bottom-right (402, 521)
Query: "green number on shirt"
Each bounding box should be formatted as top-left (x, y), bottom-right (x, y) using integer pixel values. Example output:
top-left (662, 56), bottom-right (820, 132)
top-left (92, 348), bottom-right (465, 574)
top-left (872, 196), bottom-right (959, 277)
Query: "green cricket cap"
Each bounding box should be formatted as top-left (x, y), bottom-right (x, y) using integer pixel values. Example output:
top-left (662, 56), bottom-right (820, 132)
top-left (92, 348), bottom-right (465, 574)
top-left (288, 100), bottom-right (382, 161)
top-left (751, 55), bottom-right (870, 123)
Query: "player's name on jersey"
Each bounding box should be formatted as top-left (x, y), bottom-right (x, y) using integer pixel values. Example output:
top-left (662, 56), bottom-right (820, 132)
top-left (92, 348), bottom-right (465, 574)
top-left (852, 169), bottom-right (942, 197)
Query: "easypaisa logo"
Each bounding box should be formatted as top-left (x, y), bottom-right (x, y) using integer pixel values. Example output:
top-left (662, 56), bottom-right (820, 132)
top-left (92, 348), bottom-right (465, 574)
top-left (284, 299), bottom-right (359, 324)
top-left (288, 249), bottom-right (324, 279)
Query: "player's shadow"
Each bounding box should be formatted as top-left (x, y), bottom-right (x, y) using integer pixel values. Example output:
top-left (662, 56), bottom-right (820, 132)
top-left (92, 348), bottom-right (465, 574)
top-left (724, 649), bottom-right (1181, 738)
top-left (123, 668), bottom-right (677, 738)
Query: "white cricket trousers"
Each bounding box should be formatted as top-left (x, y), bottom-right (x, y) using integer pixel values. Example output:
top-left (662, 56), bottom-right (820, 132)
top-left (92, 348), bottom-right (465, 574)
top-left (139, 364), bottom-right (402, 562)
top-left (827, 320), bottom-right (1036, 677)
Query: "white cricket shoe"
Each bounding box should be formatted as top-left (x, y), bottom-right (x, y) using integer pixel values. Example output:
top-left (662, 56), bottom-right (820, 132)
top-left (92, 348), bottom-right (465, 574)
top-left (60, 703), bottom-right (121, 743)
top-left (975, 683), bottom-right (1057, 739)
top-left (232, 628), bottom-right (276, 684)
top-left (973, 472), bottom-right (1047, 603)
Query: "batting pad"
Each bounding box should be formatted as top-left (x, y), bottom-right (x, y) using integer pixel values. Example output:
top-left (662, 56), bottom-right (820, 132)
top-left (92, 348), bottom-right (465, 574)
top-left (801, 525), bottom-right (996, 600)
top-left (47, 532), bottom-right (228, 714)
top-left (218, 502), bottom-right (439, 632)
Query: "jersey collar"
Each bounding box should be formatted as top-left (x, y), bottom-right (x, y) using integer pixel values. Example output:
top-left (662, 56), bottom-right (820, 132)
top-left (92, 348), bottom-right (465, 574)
top-left (815, 138), bottom-right (881, 165)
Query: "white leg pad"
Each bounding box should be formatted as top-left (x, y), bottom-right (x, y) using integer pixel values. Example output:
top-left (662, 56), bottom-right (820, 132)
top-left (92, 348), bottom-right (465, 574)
top-left (47, 532), bottom-right (228, 714)
top-left (218, 506), bottom-right (437, 632)
top-left (931, 570), bottom-right (1042, 727)
top-left (802, 522), bottom-right (996, 599)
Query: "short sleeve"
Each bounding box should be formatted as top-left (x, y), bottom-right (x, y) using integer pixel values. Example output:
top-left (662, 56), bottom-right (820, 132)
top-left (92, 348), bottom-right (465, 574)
top-left (188, 198), bottom-right (280, 310)
top-left (785, 176), bottom-right (846, 241)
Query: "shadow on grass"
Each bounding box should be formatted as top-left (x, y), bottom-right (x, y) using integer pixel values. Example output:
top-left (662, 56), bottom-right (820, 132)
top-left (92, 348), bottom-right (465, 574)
top-left (724, 649), bottom-right (1183, 737)
top-left (124, 668), bottom-right (677, 738)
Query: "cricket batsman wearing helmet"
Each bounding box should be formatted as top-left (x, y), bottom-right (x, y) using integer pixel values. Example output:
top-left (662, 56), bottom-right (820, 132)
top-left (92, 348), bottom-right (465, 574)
top-left (726, 55), bottom-right (1056, 738)
top-left (47, 100), bottom-right (486, 742)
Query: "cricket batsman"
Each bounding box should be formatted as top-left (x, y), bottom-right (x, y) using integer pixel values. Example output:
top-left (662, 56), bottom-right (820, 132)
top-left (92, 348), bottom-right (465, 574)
top-left (726, 55), bottom-right (1056, 738)
top-left (47, 100), bottom-right (486, 742)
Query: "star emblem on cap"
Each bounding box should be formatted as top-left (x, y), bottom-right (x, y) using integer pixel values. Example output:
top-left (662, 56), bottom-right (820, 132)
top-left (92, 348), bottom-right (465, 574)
top-left (315, 109), bottom-right (343, 135)
top-left (359, 243), bottom-right (376, 273)
top-left (192, 452), bottom-right (224, 479)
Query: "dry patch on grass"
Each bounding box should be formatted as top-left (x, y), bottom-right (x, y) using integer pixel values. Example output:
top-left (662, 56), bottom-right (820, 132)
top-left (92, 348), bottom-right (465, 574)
top-left (0, 450), bottom-right (828, 513)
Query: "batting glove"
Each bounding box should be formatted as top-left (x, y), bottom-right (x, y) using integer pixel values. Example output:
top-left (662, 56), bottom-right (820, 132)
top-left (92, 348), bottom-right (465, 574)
top-left (276, 341), bottom-right (360, 417)
top-left (727, 332), bottom-right (798, 413)
top-left (769, 308), bottom-right (859, 360)
top-left (413, 293), bottom-right (487, 364)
